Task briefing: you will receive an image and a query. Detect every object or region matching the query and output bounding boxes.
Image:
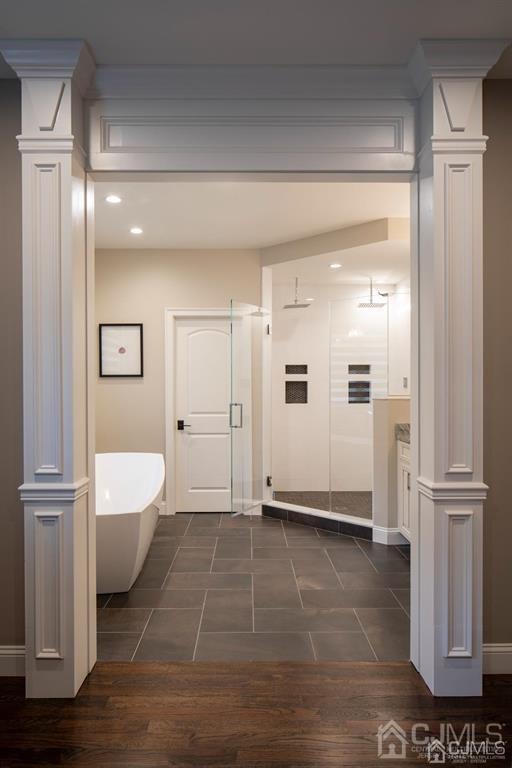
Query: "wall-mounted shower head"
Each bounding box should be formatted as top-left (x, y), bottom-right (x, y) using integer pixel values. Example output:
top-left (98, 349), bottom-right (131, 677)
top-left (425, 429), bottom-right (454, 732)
top-left (358, 277), bottom-right (386, 308)
top-left (283, 277), bottom-right (311, 309)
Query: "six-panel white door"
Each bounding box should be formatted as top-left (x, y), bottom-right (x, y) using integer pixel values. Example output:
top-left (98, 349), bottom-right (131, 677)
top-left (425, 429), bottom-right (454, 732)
top-left (175, 318), bottom-right (231, 512)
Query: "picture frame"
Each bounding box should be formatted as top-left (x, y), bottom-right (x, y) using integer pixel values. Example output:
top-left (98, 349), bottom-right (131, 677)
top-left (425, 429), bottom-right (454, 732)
top-left (99, 323), bottom-right (144, 377)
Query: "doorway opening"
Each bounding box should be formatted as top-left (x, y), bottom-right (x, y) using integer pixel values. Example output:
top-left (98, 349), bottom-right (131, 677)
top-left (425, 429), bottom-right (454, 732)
top-left (93, 175), bottom-right (413, 662)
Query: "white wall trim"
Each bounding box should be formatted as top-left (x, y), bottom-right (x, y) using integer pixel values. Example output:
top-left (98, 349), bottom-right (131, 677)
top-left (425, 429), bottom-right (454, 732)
top-left (0, 39), bottom-right (95, 94)
top-left (34, 511), bottom-right (64, 659)
top-left (408, 39), bottom-right (509, 96)
top-left (417, 477), bottom-right (488, 501)
top-left (372, 525), bottom-right (408, 545)
top-left (443, 510), bottom-right (473, 658)
top-left (0, 646), bottom-right (26, 677)
top-left (483, 644), bottom-right (512, 674)
top-left (19, 477), bottom-right (89, 502)
top-left (88, 98), bottom-right (416, 173)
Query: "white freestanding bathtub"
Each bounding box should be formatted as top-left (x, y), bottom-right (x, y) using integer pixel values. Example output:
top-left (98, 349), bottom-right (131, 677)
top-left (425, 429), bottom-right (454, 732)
top-left (96, 452), bottom-right (165, 594)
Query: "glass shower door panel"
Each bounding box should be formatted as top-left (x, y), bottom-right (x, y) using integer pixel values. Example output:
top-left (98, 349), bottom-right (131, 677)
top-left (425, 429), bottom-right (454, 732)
top-left (329, 296), bottom-right (389, 520)
top-left (230, 300), bottom-right (268, 515)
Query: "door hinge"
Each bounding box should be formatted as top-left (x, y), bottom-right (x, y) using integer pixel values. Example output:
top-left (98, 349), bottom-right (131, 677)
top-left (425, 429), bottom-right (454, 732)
top-left (266, 475), bottom-right (273, 487)
top-left (266, 323), bottom-right (272, 336)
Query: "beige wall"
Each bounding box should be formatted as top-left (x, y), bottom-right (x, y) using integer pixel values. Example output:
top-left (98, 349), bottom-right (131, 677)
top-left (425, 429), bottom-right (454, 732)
top-left (483, 79), bottom-right (512, 645)
top-left (95, 249), bottom-right (261, 455)
top-left (0, 80), bottom-right (24, 645)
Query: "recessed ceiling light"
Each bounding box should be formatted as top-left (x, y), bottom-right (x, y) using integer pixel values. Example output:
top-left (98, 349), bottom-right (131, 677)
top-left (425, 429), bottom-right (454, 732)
top-left (130, 226), bottom-right (143, 235)
top-left (329, 263), bottom-right (342, 270)
top-left (105, 194), bottom-right (122, 204)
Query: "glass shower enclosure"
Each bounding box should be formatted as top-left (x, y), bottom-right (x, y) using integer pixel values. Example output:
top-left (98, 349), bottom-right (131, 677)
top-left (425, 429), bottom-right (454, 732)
top-left (271, 285), bottom-right (411, 522)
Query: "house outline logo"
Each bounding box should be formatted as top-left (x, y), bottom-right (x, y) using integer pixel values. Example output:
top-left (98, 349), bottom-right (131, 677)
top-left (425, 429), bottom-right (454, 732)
top-left (377, 720), bottom-right (408, 759)
top-left (427, 738), bottom-right (447, 764)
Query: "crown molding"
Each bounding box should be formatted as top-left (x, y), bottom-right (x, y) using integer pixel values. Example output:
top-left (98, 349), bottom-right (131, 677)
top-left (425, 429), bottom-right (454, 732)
top-left (0, 38), bottom-right (95, 95)
top-left (408, 38), bottom-right (510, 96)
top-left (89, 64), bottom-right (418, 101)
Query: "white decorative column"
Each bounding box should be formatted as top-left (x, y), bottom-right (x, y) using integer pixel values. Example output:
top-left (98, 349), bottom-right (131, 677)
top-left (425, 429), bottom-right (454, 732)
top-left (409, 40), bottom-right (507, 696)
top-left (0, 40), bottom-right (96, 697)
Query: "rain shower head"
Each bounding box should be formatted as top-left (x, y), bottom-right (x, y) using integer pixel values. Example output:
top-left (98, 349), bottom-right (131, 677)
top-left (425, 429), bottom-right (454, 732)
top-left (358, 278), bottom-right (386, 309)
top-left (283, 277), bottom-right (311, 309)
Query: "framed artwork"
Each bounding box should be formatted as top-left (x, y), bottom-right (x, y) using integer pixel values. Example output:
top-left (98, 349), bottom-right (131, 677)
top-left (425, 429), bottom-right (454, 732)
top-left (99, 323), bottom-right (144, 377)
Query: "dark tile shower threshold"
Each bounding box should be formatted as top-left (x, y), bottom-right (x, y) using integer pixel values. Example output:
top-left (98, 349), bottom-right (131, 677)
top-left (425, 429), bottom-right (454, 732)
top-left (262, 503), bottom-right (373, 541)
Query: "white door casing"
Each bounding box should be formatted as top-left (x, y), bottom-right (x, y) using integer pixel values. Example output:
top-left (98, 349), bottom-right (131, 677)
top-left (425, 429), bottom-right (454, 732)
top-left (1, 37), bottom-right (508, 698)
top-left (175, 318), bottom-right (231, 512)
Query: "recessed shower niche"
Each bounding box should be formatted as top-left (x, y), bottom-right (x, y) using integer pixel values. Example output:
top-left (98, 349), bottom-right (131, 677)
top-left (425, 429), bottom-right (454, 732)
top-left (285, 380), bottom-right (308, 404)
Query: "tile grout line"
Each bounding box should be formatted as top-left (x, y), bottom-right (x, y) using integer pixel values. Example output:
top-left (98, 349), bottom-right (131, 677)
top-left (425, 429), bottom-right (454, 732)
top-left (130, 608), bottom-right (154, 661)
top-left (192, 589), bottom-right (208, 661)
top-left (99, 604), bottom-right (411, 617)
top-left (308, 631), bottom-right (317, 661)
top-left (210, 537), bottom-right (219, 573)
top-left (160, 515), bottom-right (194, 589)
top-left (353, 608), bottom-right (379, 661)
top-left (354, 539), bottom-right (380, 574)
top-left (324, 549), bottom-right (346, 590)
top-left (102, 628), bottom-right (367, 636)
top-left (395, 546), bottom-right (410, 562)
top-left (290, 559), bottom-right (305, 608)
top-left (390, 588), bottom-right (410, 618)
top-left (189, 629), bottom-right (366, 635)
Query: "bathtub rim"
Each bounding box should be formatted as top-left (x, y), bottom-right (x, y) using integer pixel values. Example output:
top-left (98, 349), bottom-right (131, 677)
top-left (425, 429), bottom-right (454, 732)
top-left (95, 451), bottom-right (165, 517)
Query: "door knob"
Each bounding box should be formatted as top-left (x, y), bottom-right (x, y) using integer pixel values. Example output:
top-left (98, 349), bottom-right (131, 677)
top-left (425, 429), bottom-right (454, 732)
top-left (177, 419), bottom-right (191, 431)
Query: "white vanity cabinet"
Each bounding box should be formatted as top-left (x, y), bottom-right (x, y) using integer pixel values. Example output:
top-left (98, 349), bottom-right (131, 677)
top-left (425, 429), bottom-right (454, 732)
top-left (397, 439), bottom-right (411, 541)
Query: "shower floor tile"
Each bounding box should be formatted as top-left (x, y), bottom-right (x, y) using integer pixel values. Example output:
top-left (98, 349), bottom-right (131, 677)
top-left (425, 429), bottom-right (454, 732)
top-left (273, 491), bottom-right (373, 519)
top-left (96, 512), bottom-right (411, 663)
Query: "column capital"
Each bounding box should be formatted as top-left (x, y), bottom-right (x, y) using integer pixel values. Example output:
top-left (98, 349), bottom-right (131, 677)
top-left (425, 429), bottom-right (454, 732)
top-left (408, 39), bottom-right (510, 96)
top-left (0, 39), bottom-right (95, 153)
top-left (0, 38), bottom-right (95, 95)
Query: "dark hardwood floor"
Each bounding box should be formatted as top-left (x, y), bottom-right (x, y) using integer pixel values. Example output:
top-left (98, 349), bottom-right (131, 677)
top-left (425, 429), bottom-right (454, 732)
top-left (1, 663), bottom-right (511, 767)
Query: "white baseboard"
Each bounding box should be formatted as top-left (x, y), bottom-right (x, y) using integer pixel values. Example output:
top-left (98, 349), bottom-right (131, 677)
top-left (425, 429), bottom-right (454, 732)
top-left (372, 525), bottom-right (408, 545)
top-left (0, 646), bottom-right (25, 676)
top-left (483, 644), bottom-right (512, 674)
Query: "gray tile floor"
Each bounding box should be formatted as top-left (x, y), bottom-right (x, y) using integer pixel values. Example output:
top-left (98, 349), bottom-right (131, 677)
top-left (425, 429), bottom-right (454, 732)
top-left (97, 513), bottom-right (410, 662)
